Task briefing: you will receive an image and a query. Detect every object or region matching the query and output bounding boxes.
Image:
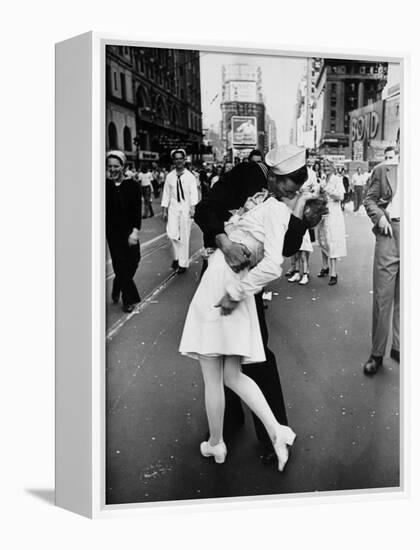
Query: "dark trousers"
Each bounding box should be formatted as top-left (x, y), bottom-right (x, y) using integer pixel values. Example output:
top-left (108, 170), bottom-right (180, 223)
top-left (151, 180), bottom-right (160, 199)
top-left (353, 186), bottom-right (364, 211)
top-left (141, 187), bottom-right (154, 217)
top-left (372, 222), bottom-right (400, 356)
top-left (108, 238), bottom-right (141, 307)
top-left (200, 260), bottom-right (288, 449)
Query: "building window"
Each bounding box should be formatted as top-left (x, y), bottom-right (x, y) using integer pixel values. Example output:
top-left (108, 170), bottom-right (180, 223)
top-left (140, 56), bottom-right (145, 74)
top-left (113, 71), bottom-right (118, 91)
top-left (106, 66), bottom-right (112, 95)
top-left (120, 73), bottom-right (126, 100)
top-left (108, 122), bottom-right (118, 149)
top-left (123, 126), bottom-right (132, 151)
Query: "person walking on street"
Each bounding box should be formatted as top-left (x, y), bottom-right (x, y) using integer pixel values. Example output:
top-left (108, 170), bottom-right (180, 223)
top-left (151, 163), bottom-right (161, 199)
top-left (341, 168), bottom-right (350, 210)
top-left (161, 149), bottom-right (198, 273)
top-left (317, 159), bottom-right (347, 286)
top-left (106, 150), bottom-right (142, 313)
top-left (288, 161), bottom-right (321, 285)
top-left (137, 166), bottom-right (154, 218)
top-left (351, 167), bottom-right (365, 212)
top-left (193, 145), bottom-right (325, 464)
top-left (362, 146), bottom-right (400, 375)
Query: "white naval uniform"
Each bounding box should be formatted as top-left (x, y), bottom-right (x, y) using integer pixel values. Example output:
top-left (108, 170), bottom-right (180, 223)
top-left (179, 197), bottom-right (290, 364)
top-left (161, 169), bottom-right (198, 268)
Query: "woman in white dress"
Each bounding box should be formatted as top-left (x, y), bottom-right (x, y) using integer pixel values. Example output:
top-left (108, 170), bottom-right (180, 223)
top-left (287, 166), bottom-right (320, 285)
top-left (179, 152), bottom-right (311, 471)
top-left (317, 159), bottom-right (347, 286)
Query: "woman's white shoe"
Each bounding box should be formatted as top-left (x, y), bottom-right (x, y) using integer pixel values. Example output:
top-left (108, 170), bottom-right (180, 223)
top-left (288, 272), bottom-right (301, 283)
top-left (272, 425), bottom-right (296, 472)
top-left (200, 441), bottom-right (227, 464)
top-left (299, 273), bottom-right (309, 285)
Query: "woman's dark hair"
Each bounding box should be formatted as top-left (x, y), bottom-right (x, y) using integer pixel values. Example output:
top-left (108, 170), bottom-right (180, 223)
top-left (277, 165), bottom-right (308, 187)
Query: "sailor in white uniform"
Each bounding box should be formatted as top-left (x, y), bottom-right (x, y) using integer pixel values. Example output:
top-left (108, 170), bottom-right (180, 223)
top-left (161, 149), bottom-right (198, 273)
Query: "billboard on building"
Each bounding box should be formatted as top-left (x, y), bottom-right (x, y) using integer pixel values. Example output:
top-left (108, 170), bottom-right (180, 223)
top-left (226, 81), bottom-right (257, 102)
top-left (224, 64), bottom-right (258, 81)
top-left (350, 100), bottom-right (385, 161)
top-left (231, 116), bottom-right (257, 146)
top-left (384, 95), bottom-right (400, 147)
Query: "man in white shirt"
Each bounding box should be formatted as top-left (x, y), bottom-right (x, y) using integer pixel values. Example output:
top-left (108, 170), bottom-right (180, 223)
top-left (137, 167), bottom-right (154, 218)
top-left (351, 167), bottom-right (365, 212)
top-left (161, 149), bottom-right (198, 273)
top-left (363, 146), bottom-right (400, 375)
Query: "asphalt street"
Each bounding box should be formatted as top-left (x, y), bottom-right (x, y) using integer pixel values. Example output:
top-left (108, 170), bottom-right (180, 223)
top-left (106, 204), bottom-right (400, 506)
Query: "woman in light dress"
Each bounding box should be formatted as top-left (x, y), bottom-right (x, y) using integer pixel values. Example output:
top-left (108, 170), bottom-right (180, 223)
top-left (317, 159), bottom-right (347, 286)
top-left (179, 158), bottom-right (311, 471)
top-left (287, 166), bottom-right (320, 285)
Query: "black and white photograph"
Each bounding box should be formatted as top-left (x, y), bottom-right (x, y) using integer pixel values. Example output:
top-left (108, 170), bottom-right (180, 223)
top-left (105, 44), bottom-right (401, 506)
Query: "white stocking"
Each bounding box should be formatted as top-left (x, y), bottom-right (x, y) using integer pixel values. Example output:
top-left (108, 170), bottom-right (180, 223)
top-left (223, 355), bottom-right (279, 441)
top-left (199, 355), bottom-right (225, 446)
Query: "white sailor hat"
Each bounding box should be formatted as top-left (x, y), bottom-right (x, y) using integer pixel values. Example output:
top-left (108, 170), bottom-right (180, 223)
top-left (265, 145), bottom-right (306, 175)
top-left (106, 150), bottom-right (126, 165)
top-left (170, 148), bottom-right (187, 159)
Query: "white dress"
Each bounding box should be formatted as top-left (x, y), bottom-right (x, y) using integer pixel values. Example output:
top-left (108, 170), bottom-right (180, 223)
top-left (317, 175), bottom-right (347, 259)
top-left (179, 196), bottom-right (291, 364)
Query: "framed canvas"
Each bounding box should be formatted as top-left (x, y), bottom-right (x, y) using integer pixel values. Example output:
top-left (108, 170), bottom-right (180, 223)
top-left (55, 32), bottom-right (409, 518)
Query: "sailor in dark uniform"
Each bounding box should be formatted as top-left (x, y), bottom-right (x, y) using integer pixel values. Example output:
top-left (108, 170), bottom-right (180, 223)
top-left (106, 150), bottom-right (142, 313)
top-left (194, 145), bottom-right (322, 464)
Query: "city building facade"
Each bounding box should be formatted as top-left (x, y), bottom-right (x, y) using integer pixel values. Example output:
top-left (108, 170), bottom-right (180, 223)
top-left (220, 64), bottom-right (268, 160)
top-left (106, 46), bottom-right (203, 168)
top-left (312, 59), bottom-right (388, 159)
top-left (293, 58), bottom-right (389, 162)
top-left (348, 82), bottom-right (400, 164)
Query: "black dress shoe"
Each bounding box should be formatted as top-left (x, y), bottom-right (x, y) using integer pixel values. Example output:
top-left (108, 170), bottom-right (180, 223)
top-left (171, 260), bottom-right (179, 270)
top-left (390, 348), bottom-right (400, 363)
top-left (177, 267), bottom-right (187, 274)
top-left (317, 267), bottom-right (329, 277)
top-left (122, 304), bottom-right (135, 313)
top-left (328, 275), bottom-right (338, 286)
top-left (111, 290), bottom-right (120, 304)
top-left (363, 355), bottom-right (383, 375)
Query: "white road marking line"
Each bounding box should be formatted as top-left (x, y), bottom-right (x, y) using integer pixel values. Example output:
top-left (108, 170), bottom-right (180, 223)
top-left (106, 233), bottom-right (168, 280)
top-left (106, 249), bottom-right (202, 342)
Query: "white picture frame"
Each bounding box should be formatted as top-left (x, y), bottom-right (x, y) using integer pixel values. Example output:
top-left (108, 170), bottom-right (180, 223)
top-left (55, 31), bottom-right (409, 518)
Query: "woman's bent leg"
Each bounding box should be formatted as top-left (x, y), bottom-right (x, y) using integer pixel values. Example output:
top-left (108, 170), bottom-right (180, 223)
top-left (199, 355), bottom-right (225, 446)
top-left (223, 356), bottom-right (278, 441)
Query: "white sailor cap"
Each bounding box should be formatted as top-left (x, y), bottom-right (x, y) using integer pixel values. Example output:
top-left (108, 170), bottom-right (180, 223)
top-left (106, 150), bottom-right (126, 165)
top-left (170, 148), bottom-right (187, 159)
top-left (265, 145), bottom-right (306, 175)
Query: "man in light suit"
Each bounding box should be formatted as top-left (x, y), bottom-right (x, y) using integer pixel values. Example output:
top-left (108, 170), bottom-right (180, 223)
top-left (363, 146), bottom-right (400, 375)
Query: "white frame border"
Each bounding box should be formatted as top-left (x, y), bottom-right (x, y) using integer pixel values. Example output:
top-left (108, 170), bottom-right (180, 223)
top-left (56, 31), bottom-right (410, 519)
